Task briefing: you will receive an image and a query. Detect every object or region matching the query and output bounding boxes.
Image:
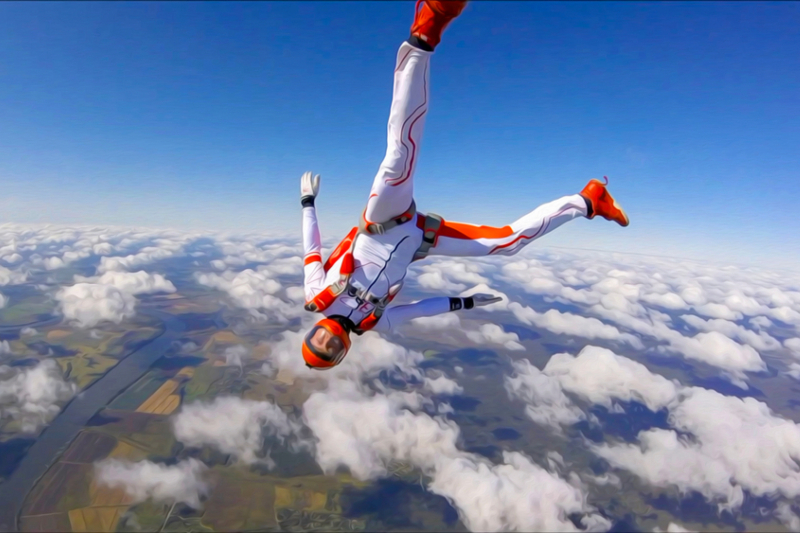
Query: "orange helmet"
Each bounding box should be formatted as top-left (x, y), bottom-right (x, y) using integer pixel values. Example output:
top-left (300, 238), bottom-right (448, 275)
top-left (302, 317), bottom-right (352, 369)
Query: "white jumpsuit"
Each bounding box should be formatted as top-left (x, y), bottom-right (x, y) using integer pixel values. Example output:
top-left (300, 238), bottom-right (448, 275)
top-left (303, 41), bottom-right (588, 332)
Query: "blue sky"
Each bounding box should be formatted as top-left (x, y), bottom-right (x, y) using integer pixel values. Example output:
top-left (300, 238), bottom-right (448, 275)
top-left (1, 1), bottom-right (798, 268)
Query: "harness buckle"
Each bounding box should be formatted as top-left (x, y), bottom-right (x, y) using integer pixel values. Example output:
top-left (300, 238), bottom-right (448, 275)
top-left (367, 223), bottom-right (385, 235)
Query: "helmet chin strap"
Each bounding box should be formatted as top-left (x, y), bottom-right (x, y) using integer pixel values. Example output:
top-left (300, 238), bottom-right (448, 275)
top-left (328, 314), bottom-right (356, 334)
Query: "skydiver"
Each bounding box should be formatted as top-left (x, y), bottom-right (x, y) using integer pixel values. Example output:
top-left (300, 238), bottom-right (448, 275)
top-left (300, 0), bottom-right (629, 369)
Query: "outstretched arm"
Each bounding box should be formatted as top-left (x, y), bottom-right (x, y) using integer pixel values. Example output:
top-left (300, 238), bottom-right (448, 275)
top-left (300, 172), bottom-right (326, 302)
top-left (373, 294), bottom-right (501, 333)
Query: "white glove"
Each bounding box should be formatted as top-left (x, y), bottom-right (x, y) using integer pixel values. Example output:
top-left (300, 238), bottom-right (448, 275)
top-left (471, 293), bottom-right (503, 307)
top-left (300, 171), bottom-right (320, 201)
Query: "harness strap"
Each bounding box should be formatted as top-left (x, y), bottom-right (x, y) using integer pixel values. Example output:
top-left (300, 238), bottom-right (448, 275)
top-left (359, 201), bottom-right (417, 236)
top-left (413, 212), bottom-right (444, 261)
top-left (352, 281), bottom-right (403, 334)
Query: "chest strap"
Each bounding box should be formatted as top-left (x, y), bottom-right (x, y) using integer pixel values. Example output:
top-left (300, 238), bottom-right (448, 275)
top-left (359, 201), bottom-right (417, 236)
top-left (303, 250), bottom-right (355, 312)
top-left (352, 281), bottom-right (403, 335)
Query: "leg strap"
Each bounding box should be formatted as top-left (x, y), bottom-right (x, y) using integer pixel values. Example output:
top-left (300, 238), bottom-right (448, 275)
top-left (360, 201), bottom-right (417, 235)
top-left (413, 212), bottom-right (444, 261)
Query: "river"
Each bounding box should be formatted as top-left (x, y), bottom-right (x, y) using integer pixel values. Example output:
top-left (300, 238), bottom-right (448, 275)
top-left (0, 308), bottom-right (186, 532)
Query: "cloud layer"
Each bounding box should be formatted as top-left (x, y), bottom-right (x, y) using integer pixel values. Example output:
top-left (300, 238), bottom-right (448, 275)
top-left (0, 359), bottom-right (77, 433)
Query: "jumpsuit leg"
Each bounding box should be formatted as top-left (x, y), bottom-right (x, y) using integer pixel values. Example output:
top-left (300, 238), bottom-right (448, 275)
top-left (427, 194), bottom-right (589, 257)
top-left (364, 41), bottom-right (432, 225)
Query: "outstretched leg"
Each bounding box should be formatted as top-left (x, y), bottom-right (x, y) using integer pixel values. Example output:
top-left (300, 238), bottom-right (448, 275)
top-left (364, 0), bottom-right (468, 226)
top-left (363, 41), bottom-right (431, 225)
top-left (426, 178), bottom-right (630, 257)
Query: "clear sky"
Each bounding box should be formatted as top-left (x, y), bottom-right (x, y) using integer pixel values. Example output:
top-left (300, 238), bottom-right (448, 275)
top-left (1, 1), bottom-right (798, 268)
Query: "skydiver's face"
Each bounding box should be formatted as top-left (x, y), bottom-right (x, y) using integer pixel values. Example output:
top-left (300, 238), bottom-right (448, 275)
top-left (309, 326), bottom-right (345, 357)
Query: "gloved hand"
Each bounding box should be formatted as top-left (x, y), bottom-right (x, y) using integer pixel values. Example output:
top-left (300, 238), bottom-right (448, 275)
top-left (470, 293), bottom-right (503, 307)
top-left (300, 171), bottom-right (320, 206)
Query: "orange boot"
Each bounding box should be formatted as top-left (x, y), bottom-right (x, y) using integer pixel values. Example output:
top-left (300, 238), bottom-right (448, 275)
top-left (410, 0), bottom-right (468, 49)
top-left (580, 176), bottom-right (630, 227)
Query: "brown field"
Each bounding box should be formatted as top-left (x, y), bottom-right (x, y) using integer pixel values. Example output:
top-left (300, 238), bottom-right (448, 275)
top-left (20, 428), bottom-right (155, 533)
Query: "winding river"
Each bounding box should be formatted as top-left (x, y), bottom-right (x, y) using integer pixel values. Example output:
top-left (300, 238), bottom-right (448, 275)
top-left (0, 308), bottom-right (186, 532)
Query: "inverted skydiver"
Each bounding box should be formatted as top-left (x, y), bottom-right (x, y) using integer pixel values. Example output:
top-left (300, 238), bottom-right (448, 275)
top-left (300, 0), bottom-right (629, 369)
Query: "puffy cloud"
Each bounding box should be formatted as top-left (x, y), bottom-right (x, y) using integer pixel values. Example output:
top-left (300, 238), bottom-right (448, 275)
top-left (653, 524), bottom-right (694, 533)
top-left (679, 315), bottom-right (781, 352)
top-left (509, 302), bottom-right (643, 349)
top-left (775, 502), bottom-right (800, 532)
top-left (85, 270), bottom-right (177, 295)
top-left (94, 458), bottom-right (208, 509)
top-left (430, 450), bottom-right (610, 532)
top-left (506, 346), bottom-right (680, 432)
top-left (407, 312), bottom-right (524, 351)
top-left (222, 345), bottom-right (249, 368)
top-left (506, 343), bottom-right (800, 515)
top-left (543, 346), bottom-right (679, 412)
top-left (172, 396), bottom-right (306, 465)
top-left (423, 374), bottom-right (464, 396)
top-left (784, 363), bottom-right (800, 380)
top-left (0, 265), bottom-right (27, 285)
top-left (20, 327), bottom-right (37, 336)
top-left (505, 359), bottom-right (586, 432)
top-left (785, 337), bottom-right (800, 358)
top-left (409, 312), bottom-right (462, 333)
top-left (194, 267), bottom-right (300, 321)
top-left (56, 283), bottom-right (138, 328)
top-left (0, 359), bottom-right (77, 433)
top-left (97, 236), bottom-right (195, 273)
top-left (415, 260), bottom-right (490, 293)
top-left (302, 380), bottom-right (608, 532)
top-left (466, 324), bottom-right (525, 351)
top-left (661, 331), bottom-right (765, 387)
top-left (0, 292), bottom-right (6, 309)
top-left (593, 386), bottom-right (800, 513)
top-left (56, 270), bottom-right (176, 328)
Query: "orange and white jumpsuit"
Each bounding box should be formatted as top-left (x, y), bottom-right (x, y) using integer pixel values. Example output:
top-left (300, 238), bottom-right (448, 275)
top-left (302, 41), bottom-right (588, 331)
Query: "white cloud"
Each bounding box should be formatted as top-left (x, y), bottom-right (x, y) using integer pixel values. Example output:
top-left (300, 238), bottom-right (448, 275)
top-left (430, 450), bottom-right (610, 532)
top-left (593, 386), bottom-right (800, 512)
top-left (302, 379), bottom-right (608, 532)
top-left (87, 270), bottom-right (177, 295)
top-left (466, 324), bottom-right (525, 351)
top-left (415, 260), bottom-right (490, 293)
top-left (172, 395), bottom-right (306, 465)
top-left (653, 523), bottom-right (694, 533)
top-left (544, 346), bottom-right (679, 412)
top-left (775, 502), bottom-right (800, 532)
top-left (505, 359), bottom-right (586, 432)
top-left (785, 338), bottom-right (800, 358)
top-left (784, 363), bottom-right (800, 380)
top-left (222, 345), bottom-right (249, 368)
top-left (0, 359), bottom-right (77, 433)
top-left (194, 267), bottom-right (300, 321)
top-left (0, 292), bottom-right (6, 309)
top-left (94, 458), bottom-right (208, 509)
top-left (97, 236), bottom-right (194, 273)
top-left (679, 315), bottom-right (781, 352)
top-left (409, 312), bottom-right (462, 333)
top-left (509, 302), bottom-right (643, 349)
top-left (423, 373), bottom-right (464, 396)
top-left (20, 327), bottom-right (37, 336)
top-left (661, 331), bottom-right (765, 387)
top-left (56, 283), bottom-right (138, 328)
top-left (56, 270), bottom-right (176, 328)
top-left (0, 265), bottom-right (27, 285)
